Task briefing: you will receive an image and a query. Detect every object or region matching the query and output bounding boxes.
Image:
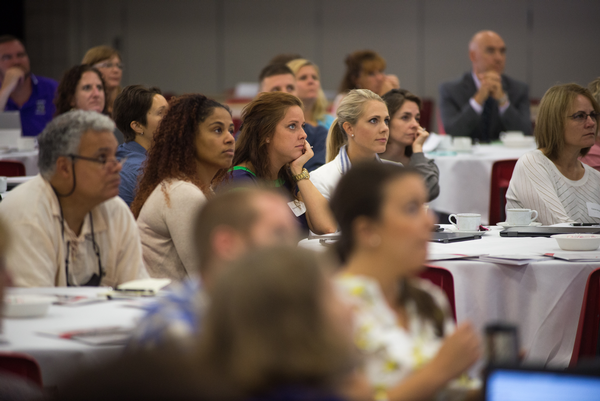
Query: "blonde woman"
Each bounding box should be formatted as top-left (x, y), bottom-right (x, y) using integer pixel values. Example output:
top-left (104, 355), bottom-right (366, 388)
top-left (287, 59), bottom-right (335, 130)
top-left (310, 89), bottom-right (390, 201)
top-left (82, 45), bottom-right (123, 116)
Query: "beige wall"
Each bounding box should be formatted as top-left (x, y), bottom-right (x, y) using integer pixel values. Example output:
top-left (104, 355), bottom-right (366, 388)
top-left (24, 0), bottom-right (600, 104)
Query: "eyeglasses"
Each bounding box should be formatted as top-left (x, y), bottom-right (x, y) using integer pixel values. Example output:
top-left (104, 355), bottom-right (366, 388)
top-left (68, 154), bottom-right (127, 170)
top-left (568, 111), bottom-right (599, 124)
top-left (94, 62), bottom-right (124, 70)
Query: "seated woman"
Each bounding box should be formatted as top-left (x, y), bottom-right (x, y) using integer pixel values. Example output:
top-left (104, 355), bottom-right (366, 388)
top-left (225, 91), bottom-right (337, 235)
top-left (82, 45), bottom-right (123, 116)
top-left (310, 89), bottom-right (389, 201)
top-left (331, 162), bottom-right (481, 401)
top-left (196, 246), bottom-right (358, 401)
top-left (287, 59), bottom-right (334, 130)
top-left (131, 94), bottom-right (235, 280)
top-left (580, 77), bottom-right (600, 171)
top-left (112, 85), bottom-right (168, 206)
top-left (332, 50), bottom-right (399, 115)
top-left (380, 89), bottom-right (440, 201)
top-left (54, 64), bottom-right (107, 116)
top-left (506, 83), bottom-right (600, 225)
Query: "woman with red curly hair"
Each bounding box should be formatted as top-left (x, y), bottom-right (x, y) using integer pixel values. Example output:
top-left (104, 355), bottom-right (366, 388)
top-left (226, 92), bottom-right (336, 235)
top-left (131, 94), bottom-right (235, 280)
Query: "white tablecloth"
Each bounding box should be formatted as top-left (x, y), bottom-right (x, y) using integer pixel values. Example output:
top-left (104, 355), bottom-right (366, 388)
top-left (0, 287), bottom-right (148, 387)
top-left (426, 144), bottom-right (536, 224)
top-left (299, 227), bottom-right (598, 367)
top-left (0, 150), bottom-right (39, 176)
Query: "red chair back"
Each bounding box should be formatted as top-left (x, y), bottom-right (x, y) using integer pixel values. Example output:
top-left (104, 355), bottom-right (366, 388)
top-left (570, 268), bottom-right (600, 367)
top-left (489, 159), bottom-right (518, 225)
top-left (0, 161), bottom-right (26, 177)
top-left (420, 99), bottom-right (434, 133)
top-left (419, 265), bottom-right (456, 321)
top-left (0, 352), bottom-right (43, 387)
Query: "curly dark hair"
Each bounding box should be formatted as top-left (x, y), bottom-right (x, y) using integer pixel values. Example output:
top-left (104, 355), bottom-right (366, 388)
top-left (54, 65), bottom-right (108, 116)
top-left (131, 94), bottom-right (231, 218)
top-left (232, 92), bottom-right (303, 198)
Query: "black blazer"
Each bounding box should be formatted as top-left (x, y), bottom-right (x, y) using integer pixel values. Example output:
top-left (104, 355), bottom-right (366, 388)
top-left (439, 72), bottom-right (531, 141)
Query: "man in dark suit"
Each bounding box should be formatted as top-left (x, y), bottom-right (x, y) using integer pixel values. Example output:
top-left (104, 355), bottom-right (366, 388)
top-left (439, 31), bottom-right (531, 142)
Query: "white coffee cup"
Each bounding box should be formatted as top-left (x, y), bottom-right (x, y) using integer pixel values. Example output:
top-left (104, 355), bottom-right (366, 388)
top-left (0, 176), bottom-right (7, 193)
top-left (501, 131), bottom-right (525, 141)
top-left (449, 213), bottom-right (481, 231)
top-left (453, 136), bottom-right (472, 151)
top-left (506, 209), bottom-right (538, 226)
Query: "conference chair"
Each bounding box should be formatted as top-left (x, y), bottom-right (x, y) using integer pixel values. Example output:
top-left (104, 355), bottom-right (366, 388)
top-left (420, 265), bottom-right (456, 321)
top-left (0, 161), bottom-right (26, 177)
top-left (570, 268), bottom-right (600, 367)
top-left (0, 351), bottom-right (43, 387)
top-left (489, 159), bottom-right (518, 225)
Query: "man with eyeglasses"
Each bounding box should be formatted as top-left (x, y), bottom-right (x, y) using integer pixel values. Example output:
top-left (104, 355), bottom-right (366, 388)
top-left (0, 35), bottom-right (58, 136)
top-left (0, 110), bottom-right (149, 287)
top-left (439, 30), bottom-right (531, 142)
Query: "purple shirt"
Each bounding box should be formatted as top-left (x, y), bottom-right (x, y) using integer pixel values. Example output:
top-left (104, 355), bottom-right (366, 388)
top-left (4, 74), bottom-right (58, 137)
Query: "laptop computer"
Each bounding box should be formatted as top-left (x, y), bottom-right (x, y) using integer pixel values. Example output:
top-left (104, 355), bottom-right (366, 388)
top-left (500, 227), bottom-right (600, 237)
top-left (0, 111), bottom-right (22, 149)
top-left (485, 365), bottom-right (600, 401)
top-left (430, 232), bottom-right (483, 243)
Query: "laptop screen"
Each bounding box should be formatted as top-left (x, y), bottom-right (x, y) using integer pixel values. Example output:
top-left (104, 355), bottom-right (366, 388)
top-left (486, 369), bottom-right (600, 401)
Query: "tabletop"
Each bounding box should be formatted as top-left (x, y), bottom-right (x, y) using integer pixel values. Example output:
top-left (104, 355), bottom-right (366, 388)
top-left (0, 287), bottom-right (149, 388)
top-left (0, 149), bottom-right (39, 176)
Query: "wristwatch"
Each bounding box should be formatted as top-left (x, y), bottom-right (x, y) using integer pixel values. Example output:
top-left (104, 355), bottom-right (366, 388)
top-left (292, 168), bottom-right (310, 182)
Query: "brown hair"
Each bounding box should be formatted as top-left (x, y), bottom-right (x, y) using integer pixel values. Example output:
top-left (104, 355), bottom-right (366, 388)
top-left (536, 83), bottom-right (600, 160)
top-left (232, 92), bottom-right (303, 197)
top-left (258, 63), bottom-right (294, 84)
top-left (0, 35), bottom-right (21, 46)
top-left (113, 85), bottom-right (162, 142)
top-left (382, 88), bottom-right (423, 158)
top-left (81, 45), bottom-right (121, 66)
top-left (338, 50), bottom-right (386, 93)
top-left (196, 246), bottom-right (354, 397)
top-left (331, 161), bottom-right (446, 336)
top-left (54, 65), bottom-right (107, 116)
top-left (131, 94), bottom-right (231, 218)
top-left (269, 53), bottom-right (303, 65)
top-left (588, 77), bottom-right (600, 105)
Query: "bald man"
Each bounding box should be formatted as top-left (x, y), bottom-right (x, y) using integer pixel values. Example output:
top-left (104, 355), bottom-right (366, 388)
top-left (439, 30), bottom-right (531, 142)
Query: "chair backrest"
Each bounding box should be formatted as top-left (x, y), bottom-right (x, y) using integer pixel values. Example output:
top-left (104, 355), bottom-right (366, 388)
top-left (420, 98), bottom-right (434, 133)
top-left (570, 268), bottom-right (600, 367)
top-left (489, 159), bottom-right (518, 225)
top-left (0, 161), bottom-right (26, 177)
top-left (419, 265), bottom-right (456, 321)
top-left (0, 352), bottom-right (43, 387)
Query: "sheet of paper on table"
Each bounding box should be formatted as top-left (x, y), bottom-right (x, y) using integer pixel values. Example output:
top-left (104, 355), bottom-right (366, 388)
top-left (479, 255), bottom-right (552, 265)
top-left (546, 252), bottom-right (600, 261)
top-left (427, 253), bottom-right (485, 261)
top-left (37, 325), bottom-right (132, 346)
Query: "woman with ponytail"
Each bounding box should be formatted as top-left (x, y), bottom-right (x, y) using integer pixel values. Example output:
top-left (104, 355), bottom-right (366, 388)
top-left (132, 94), bottom-right (235, 280)
top-left (310, 89), bottom-right (390, 200)
top-left (331, 161), bottom-right (481, 401)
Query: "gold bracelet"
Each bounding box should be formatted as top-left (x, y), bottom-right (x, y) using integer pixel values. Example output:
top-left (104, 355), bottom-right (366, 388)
top-left (292, 168), bottom-right (310, 182)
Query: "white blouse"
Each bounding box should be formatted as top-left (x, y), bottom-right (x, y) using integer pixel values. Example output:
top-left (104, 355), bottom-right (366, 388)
top-left (506, 149), bottom-right (600, 225)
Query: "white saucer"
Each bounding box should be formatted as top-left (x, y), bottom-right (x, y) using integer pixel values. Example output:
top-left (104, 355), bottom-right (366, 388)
top-left (497, 221), bottom-right (542, 227)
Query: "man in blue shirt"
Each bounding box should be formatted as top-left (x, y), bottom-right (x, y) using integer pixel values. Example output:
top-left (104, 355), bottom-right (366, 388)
top-left (0, 35), bottom-right (58, 137)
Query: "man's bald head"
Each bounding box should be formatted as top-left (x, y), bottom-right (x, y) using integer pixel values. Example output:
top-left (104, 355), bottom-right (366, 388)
top-left (469, 30), bottom-right (506, 75)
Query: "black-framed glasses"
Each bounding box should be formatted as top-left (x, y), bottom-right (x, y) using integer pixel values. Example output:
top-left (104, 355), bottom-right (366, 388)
top-left (568, 111), bottom-right (599, 124)
top-left (67, 154), bottom-right (127, 170)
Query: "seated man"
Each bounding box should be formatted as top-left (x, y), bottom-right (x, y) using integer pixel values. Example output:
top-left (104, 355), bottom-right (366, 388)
top-left (259, 63), bottom-right (326, 171)
top-left (0, 35), bottom-right (58, 136)
top-left (0, 110), bottom-right (148, 287)
top-left (129, 188), bottom-right (300, 350)
top-left (439, 30), bottom-right (531, 142)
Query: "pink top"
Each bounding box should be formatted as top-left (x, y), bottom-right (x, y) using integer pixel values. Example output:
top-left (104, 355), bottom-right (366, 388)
top-left (580, 144), bottom-right (600, 171)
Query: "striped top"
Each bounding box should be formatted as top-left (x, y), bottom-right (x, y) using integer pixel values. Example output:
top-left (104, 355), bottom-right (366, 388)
top-left (506, 149), bottom-right (600, 225)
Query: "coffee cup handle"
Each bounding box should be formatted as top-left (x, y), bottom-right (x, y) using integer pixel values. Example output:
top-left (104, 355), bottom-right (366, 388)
top-left (530, 210), bottom-right (538, 222)
top-left (449, 214), bottom-right (458, 227)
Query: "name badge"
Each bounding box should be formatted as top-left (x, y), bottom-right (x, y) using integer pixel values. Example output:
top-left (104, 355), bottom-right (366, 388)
top-left (288, 200), bottom-right (306, 217)
top-left (586, 202), bottom-right (600, 218)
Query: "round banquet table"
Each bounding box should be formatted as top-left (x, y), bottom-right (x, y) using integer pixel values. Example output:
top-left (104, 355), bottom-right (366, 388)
top-left (426, 144), bottom-right (536, 224)
top-left (0, 287), bottom-right (148, 388)
top-left (0, 150), bottom-right (39, 176)
top-left (300, 226), bottom-right (598, 368)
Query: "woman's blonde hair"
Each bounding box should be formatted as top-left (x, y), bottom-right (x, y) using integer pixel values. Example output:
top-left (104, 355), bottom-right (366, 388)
top-left (536, 83), bottom-right (600, 160)
top-left (326, 89), bottom-right (384, 162)
top-left (196, 246), bottom-right (354, 397)
top-left (81, 45), bottom-right (121, 66)
top-left (287, 59), bottom-right (329, 124)
top-left (588, 77), bottom-right (600, 104)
